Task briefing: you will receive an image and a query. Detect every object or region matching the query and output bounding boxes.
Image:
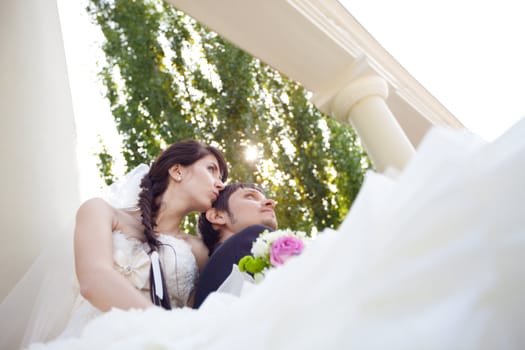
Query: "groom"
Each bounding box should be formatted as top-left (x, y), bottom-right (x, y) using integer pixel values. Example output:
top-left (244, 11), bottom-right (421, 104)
top-left (193, 183), bottom-right (278, 308)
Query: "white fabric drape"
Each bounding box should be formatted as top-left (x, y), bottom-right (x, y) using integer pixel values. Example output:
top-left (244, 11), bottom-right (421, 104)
top-left (27, 117), bottom-right (525, 349)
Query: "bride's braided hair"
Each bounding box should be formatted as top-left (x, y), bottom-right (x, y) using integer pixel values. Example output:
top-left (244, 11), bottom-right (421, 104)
top-left (137, 139), bottom-right (228, 309)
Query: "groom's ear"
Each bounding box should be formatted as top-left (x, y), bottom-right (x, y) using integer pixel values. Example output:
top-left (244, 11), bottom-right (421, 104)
top-left (205, 208), bottom-right (227, 226)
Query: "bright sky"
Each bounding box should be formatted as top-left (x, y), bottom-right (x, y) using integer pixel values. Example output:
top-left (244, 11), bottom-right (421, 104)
top-left (340, 0), bottom-right (525, 140)
top-left (57, 0), bottom-right (524, 199)
top-left (58, 0), bottom-right (124, 199)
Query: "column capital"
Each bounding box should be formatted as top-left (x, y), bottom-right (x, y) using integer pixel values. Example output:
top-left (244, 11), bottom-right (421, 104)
top-left (330, 75), bottom-right (388, 125)
top-left (310, 60), bottom-right (414, 173)
top-left (311, 57), bottom-right (389, 124)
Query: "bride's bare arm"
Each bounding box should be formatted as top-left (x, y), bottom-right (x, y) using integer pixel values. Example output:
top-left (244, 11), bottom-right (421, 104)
top-left (74, 198), bottom-right (154, 311)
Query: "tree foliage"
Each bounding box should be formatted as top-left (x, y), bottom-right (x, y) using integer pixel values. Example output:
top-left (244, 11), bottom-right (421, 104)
top-left (87, 0), bottom-right (370, 233)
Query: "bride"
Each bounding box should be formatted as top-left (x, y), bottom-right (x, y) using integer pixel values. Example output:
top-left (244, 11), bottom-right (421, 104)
top-left (0, 139), bottom-right (228, 349)
top-left (7, 117), bottom-right (525, 349)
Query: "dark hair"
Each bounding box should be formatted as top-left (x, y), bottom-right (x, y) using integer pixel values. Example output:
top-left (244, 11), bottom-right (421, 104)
top-left (198, 183), bottom-right (262, 254)
top-left (138, 139), bottom-right (228, 308)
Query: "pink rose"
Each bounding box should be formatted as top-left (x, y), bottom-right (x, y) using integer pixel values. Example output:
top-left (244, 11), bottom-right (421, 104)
top-left (270, 236), bottom-right (304, 266)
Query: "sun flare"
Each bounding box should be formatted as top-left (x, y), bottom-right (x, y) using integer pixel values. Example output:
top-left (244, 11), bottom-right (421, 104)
top-left (245, 145), bottom-right (258, 162)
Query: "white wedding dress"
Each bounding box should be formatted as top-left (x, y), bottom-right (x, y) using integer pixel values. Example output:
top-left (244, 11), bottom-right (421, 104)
top-left (21, 117), bottom-right (525, 349)
top-left (59, 231), bottom-right (198, 339)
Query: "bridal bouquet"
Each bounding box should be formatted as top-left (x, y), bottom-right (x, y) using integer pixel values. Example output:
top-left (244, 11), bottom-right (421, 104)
top-left (238, 229), bottom-right (313, 282)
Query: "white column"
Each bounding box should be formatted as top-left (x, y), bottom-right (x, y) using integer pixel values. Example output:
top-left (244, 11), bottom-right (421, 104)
top-left (313, 62), bottom-right (415, 173)
top-left (0, 0), bottom-right (80, 300)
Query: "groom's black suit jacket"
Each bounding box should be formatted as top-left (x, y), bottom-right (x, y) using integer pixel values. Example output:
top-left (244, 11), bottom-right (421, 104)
top-left (193, 224), bottom-right (271, 309)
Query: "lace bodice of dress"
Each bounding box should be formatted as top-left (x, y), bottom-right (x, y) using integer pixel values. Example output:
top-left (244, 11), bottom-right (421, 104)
top-left (112, 231), bottom-right (198, 307)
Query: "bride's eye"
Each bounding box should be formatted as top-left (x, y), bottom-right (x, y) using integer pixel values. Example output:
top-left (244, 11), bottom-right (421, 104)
top-left (207, 164), bottom-right (222, 180)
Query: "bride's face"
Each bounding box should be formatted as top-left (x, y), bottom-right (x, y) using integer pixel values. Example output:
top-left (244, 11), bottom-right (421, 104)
top-left (178, 154), bottom-right (225, 212)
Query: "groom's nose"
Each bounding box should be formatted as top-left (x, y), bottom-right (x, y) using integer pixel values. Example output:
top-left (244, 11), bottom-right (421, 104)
top-left (263, 198), bottom-right (276, 209)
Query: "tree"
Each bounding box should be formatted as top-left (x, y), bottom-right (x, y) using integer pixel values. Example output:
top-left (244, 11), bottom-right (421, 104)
top-left (87, 0), bottom-right (370, 233)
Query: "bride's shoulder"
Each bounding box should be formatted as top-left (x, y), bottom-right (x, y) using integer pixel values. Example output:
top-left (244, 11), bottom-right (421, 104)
top-left (76, 199), bottom-right (143, 237)
top-left (77, 197), bottom-right (116, 213)
top-left (76, 198), bottom-right (119, 224)
top-left (74, 198), bottom-right (124, 239)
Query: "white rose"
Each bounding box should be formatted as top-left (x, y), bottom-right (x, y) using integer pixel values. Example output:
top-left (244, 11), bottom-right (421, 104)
top-left (251, 238), bottom-right (269, 257)
top-left (262, 230), bottom-right (287, 243)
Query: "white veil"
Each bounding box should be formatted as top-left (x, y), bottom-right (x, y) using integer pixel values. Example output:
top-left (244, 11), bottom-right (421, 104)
top-left (0, 164), bottom-right (150, 349)
top-left (102, 164), bottom-right (150, 209)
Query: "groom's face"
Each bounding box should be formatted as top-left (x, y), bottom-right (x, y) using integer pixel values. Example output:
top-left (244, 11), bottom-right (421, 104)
top-left (225, 188), bottom-right (278, 233)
